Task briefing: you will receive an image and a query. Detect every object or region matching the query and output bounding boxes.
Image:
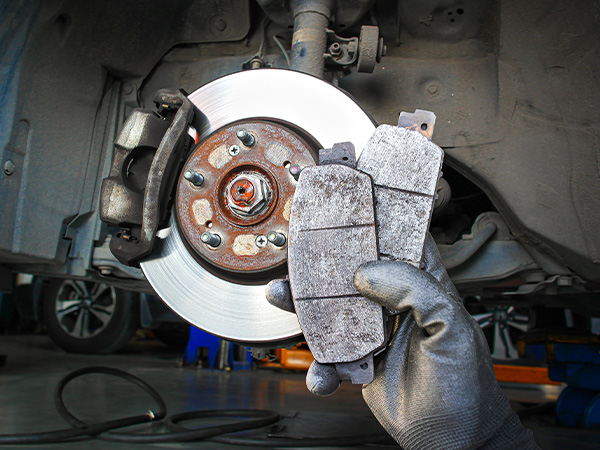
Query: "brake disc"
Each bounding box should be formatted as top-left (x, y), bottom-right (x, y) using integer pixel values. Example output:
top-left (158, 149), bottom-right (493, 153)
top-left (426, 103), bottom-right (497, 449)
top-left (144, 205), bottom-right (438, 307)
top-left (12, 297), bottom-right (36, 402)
top-left (140, 69), bottom-right (375, 345)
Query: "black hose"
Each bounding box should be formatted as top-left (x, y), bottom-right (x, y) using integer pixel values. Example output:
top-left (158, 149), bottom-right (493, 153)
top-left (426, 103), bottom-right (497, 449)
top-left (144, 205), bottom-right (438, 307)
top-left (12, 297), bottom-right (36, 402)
top-left (212, 433), bottom-right (395, 447)
top-left (0, 367), bottom-right (164, 445)
top-left (0, 366), bottom-right (390, 446)
top-left (169, 412), bottom-right (394, 447)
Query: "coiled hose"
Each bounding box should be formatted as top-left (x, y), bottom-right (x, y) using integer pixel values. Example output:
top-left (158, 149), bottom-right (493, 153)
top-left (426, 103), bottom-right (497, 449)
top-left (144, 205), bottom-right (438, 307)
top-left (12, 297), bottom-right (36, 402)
top-left (0, 366), bottom-right (393, 446)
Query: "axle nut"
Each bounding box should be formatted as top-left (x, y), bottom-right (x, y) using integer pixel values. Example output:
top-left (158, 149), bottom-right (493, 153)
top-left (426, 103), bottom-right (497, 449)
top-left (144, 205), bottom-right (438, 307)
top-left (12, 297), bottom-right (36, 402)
top-left (225, 173), bottom-right (270, 217)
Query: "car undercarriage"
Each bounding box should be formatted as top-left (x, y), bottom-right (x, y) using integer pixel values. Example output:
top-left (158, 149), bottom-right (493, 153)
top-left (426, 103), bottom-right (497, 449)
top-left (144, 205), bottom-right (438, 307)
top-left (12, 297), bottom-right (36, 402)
top-left (1, 0), bottom-right (599, 355)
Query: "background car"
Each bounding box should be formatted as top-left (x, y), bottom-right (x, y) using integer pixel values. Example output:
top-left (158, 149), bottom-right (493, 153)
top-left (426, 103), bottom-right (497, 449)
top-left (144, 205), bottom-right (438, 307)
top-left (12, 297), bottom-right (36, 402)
top-left (10, 274), bottom-right (188, 354)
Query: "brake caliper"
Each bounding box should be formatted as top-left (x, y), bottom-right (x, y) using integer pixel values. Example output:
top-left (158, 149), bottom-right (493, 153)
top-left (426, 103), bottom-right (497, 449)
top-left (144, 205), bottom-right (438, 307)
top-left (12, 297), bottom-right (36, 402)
top-left (99, 89), bottom-right (196, 266)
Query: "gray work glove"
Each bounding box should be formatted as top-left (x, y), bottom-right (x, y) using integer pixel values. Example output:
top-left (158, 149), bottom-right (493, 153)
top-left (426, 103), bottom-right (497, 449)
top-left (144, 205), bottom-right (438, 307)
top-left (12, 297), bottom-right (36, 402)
top-left (266, 235), bottom-right (539, 449)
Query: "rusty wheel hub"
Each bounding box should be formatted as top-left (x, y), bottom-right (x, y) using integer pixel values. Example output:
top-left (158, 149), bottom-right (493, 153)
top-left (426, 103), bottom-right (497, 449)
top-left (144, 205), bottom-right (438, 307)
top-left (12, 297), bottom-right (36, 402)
top-left (176, 120), bottom-right (316, 273)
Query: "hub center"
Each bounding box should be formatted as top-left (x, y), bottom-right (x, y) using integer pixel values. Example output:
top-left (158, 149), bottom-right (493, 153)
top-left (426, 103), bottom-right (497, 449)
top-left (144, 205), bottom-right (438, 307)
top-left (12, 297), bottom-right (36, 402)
top-left (175, 120), bottom-right (317, 273)
top-left (226, 173), bottom-right (271, 216)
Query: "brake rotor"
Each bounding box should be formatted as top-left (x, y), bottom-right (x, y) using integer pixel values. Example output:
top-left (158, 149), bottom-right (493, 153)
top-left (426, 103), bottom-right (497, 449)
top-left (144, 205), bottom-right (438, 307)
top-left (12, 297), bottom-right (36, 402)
top-left (141, 69), bottom-right (375, 345)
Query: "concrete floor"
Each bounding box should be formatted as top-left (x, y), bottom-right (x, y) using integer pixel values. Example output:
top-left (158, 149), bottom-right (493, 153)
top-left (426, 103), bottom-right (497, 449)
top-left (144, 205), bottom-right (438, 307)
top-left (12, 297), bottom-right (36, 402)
top-left (0, 333), bottom-right (599, 449)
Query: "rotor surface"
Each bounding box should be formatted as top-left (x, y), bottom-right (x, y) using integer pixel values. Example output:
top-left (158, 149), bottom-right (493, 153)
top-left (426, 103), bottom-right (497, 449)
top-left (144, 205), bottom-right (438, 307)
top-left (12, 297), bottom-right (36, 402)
top-left (141, 69), bottom-right (375, 344)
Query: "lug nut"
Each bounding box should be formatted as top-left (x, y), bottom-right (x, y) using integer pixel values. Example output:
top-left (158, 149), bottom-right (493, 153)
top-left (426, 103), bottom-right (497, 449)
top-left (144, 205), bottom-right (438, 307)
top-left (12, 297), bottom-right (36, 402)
top-left (289, 164), bottom-right (302, 180)
top-left (255, 235), bottom-right (268, 248)
top-left (201, 232), bottom-right (221, 248)
top-left (228, 145), bottom-right (240, 156)
top-left (184, 170), bottom-right (204, 187)
top-left (236, 129), bottom-right (255, 147)
top-left (267, 232), bottom-right (286, 247)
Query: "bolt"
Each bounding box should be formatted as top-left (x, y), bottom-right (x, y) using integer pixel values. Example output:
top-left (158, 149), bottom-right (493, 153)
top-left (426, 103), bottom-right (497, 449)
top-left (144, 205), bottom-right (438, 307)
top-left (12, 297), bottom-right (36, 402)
top-left (3, 160), bottom-right (15, 176)
top-left (201, 232), bottom-right (221, 248)
top-left (228, 145), bottom-right (240, 156)
top-left (214, 17), bottom-right (227, 32)
top-left (250, 59), bottom-right (263, 69)
top-left (184, 170), bottom-right (204, 187)
top-left (225, 173), bottom-right (270, 217)
top-left (329, 42), bottom-right (342, 57)
top-left (267, 231), bottom-right (286, 247)
top-left (289, 164), bottom-right (302, 180)
top-left (255, 235), bottom-right (268, 248)
top-left (230, 179), bottom-right (255, 205)
top-left (236, 129), bottom-right (255, 147)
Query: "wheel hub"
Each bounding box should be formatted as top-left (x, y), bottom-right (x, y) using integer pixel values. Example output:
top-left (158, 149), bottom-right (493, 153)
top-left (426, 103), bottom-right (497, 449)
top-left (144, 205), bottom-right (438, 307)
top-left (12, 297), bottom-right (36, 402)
top-left (175, 120), bottom-right (316, 273)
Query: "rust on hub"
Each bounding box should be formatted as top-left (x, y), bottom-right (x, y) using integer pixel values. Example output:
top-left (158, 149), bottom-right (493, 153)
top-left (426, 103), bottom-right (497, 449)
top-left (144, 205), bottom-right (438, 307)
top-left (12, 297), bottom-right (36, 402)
top-left (175, 120), bottom-right (317, 273)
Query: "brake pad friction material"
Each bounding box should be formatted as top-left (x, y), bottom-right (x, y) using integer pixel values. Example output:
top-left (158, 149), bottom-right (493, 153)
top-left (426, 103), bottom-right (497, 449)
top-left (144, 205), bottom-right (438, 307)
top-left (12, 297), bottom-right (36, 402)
top-left (288, 164), bottom-right (384, 364)
top-left (357, 124), bottom-right (444, 267)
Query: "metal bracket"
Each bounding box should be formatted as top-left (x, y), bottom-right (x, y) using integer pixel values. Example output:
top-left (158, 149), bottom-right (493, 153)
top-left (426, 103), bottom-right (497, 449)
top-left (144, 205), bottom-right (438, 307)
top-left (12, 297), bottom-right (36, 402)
top-left (335, 354), bottom-right (374, 384)
top-left (398, 109), bottom-right (436, 140)
top-left (323, 29), bottom-right (359, 67)
top-left (318, 142), bottom-right (357, 168)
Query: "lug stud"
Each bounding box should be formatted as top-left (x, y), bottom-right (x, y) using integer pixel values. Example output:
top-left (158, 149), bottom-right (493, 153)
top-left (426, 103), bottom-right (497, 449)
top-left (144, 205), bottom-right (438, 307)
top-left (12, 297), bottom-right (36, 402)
top-left (236, 129), bottom-right (255, 147)
top-left (184, 170), bottom-right (204, 187)
top-left (267, 231), bottom-right (286, 247)
top-left (201, 232), bottom-right (221, 248)
top-left (289, 164), bottom-right (302, 180)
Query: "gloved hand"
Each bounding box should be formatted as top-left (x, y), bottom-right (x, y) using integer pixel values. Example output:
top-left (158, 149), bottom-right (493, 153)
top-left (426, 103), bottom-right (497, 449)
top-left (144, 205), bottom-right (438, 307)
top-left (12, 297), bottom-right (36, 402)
top-left (266, 235), bottom-right (539, 449)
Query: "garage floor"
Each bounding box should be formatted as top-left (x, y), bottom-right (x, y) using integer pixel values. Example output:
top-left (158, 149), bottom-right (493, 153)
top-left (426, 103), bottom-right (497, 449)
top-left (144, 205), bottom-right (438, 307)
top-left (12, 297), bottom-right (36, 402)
top-left (1, 334), bottom-right (599, 449)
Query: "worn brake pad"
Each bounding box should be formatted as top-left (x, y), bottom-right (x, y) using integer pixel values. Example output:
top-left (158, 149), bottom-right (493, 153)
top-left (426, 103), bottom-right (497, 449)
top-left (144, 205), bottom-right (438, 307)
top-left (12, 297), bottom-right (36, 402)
top-left (287, 114), bottom-right (444, 385)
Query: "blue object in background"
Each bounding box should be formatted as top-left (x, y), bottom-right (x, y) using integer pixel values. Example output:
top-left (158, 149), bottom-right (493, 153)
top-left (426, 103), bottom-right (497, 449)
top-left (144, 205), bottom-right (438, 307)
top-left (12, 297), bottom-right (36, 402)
top-left (183, 326), bottom-right (221, 368)
top-left (556, 387), bottom-right (600, 429)
top-left (183, 326), bottom-right (252, 370)
top-left (523, 339), bottom-right (600, 429)
top-left (551, 342), bottom-right (600, 429)
top-left (548, 342), bottom-right (600, 391)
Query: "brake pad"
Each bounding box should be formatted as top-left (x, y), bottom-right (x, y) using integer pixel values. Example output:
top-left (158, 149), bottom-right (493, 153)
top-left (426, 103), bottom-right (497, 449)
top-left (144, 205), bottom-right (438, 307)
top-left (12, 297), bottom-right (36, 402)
top-left (287, 114), bottom-right (444, 385)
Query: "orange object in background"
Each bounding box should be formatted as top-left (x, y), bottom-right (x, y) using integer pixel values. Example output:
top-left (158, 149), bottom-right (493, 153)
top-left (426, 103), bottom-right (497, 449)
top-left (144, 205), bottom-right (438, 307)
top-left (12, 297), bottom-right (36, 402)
top-left (493, 364), bottom-right (561, 385)
top-left (263, 344), bottom-right (560, 386)
top-left (278, 346), bottom-right (315, 370)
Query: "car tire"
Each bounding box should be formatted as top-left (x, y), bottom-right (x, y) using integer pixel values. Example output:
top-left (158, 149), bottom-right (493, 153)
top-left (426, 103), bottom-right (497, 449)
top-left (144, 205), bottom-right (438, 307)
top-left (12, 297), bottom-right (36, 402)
top-left (42, 278), bottom-right (138, 354)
